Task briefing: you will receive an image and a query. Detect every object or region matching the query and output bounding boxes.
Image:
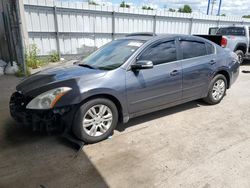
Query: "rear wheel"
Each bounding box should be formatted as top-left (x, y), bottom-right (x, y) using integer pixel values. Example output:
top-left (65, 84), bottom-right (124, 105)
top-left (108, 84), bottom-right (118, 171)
top-left (235, 50), bottom-right (244, 64)
top-left (203, 74), bottom-right (227, 105)
top-left (72, 98), bottom-right (118, 144)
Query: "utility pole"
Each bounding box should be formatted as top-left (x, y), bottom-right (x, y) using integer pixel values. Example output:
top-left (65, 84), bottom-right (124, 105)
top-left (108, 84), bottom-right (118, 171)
top-left (206, 0), bottom-right (211, 15)
top-left (217, 0), bottom-right (222, 16)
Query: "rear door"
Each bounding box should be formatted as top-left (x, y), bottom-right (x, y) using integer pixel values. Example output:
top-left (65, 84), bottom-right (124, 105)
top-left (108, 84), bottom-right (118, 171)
top-left (178, 38), bottom-right (216, 100)
top-left (126, 39), bottom-right (182, 114)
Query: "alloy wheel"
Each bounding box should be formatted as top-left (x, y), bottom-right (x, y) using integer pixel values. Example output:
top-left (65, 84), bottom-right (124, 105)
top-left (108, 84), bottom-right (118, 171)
top-left (238, 54), bottom-right (243, 64)
top-left (212, 79), bottom-right (225, 101)
top-left (82, 104), bottom-right (113, 137)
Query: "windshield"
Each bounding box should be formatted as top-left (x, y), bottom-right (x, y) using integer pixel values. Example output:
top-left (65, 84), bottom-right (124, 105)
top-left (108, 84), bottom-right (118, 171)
top-left (79, 39), bottom-right (144, 70)
top-left (216, 27), bottom-right (245, 36)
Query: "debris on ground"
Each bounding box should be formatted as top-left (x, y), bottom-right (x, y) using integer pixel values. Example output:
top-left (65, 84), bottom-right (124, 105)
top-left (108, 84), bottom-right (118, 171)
top-left (242, 70), bottom-right (250, 73)
top-left (5, 61), bottom-right (18, 75)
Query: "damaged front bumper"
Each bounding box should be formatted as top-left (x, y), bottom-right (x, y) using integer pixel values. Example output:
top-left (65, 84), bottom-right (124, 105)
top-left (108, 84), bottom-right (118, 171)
top-left (9, 91), bottom-right (76, 133)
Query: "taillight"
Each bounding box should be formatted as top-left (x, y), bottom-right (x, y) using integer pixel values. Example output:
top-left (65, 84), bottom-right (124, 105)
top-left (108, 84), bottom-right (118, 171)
top-left (221, 37), bottom-right (227, 48)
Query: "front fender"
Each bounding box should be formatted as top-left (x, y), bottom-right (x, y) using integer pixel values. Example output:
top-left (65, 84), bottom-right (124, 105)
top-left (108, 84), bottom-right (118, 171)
top-left (79, 88), bottom-right (129, 123)
top-left (55, 68), bottom-right (129, 121)
top-left (80, 88), bottom-right (126, 109)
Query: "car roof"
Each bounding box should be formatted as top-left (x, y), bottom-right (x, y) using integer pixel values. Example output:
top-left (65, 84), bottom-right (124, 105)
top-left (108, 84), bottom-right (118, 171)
top-left (219, 25), bottom-right (245, 28)
top-left (120, 35), bottom-right (155, 41)
top-left (120, 34), bottom-right (207, 43)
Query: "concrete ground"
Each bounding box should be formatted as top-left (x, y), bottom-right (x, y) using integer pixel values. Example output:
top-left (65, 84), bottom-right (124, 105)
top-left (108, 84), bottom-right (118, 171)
top-left (1, 64), bottom-right (250, 188)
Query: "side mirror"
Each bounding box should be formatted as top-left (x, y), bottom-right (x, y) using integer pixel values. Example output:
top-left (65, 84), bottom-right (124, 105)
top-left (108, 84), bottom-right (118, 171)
top-left (131, 60), bottom-right (153, 70)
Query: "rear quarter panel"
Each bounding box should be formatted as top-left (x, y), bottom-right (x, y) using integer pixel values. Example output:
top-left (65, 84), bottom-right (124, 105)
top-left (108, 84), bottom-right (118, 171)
top-left (224, 36), bottom-right (248, 52)
top-left (211, 47), bottom-right (239, 89)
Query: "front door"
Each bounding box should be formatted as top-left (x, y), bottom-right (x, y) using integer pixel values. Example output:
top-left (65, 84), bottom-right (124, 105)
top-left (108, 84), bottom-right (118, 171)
top-left (126, 40), bottom-right (182, 114)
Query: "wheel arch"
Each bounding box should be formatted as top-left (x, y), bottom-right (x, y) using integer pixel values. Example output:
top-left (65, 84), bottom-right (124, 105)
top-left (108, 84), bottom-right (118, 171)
top-left (79, 94), bottom-right (124, 123)
top-left (214, 70), bottom-right (230, 89)
top-left (234, 43), bottom-right (247, 54)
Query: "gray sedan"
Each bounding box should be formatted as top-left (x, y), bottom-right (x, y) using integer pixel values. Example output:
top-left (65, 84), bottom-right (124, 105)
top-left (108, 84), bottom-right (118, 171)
top-left (10, 34), bottom-right (240, 143)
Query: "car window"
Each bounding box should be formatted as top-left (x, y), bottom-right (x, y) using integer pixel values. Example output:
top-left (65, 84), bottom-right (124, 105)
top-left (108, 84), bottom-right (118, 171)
top-left (80, 39), bottom-right (144, 70)
top-left (206, 42), bottom-right (215, 55)
top-left (216, 27), bottom-right (245, 36)
top-left (138, 40), bottom-right (177, 65)
top-left (180, 40), bottom-right (206, 59)
top-left (209, 27), bottom-right (219, 35)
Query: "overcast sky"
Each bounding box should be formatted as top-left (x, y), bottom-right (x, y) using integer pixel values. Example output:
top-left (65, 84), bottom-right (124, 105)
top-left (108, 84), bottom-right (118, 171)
top-left (81, 0), bottom-right (248, 16)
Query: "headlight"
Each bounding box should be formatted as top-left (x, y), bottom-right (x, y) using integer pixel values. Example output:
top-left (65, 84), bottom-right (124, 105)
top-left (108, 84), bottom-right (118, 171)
top-left (26, 87), bottom-right (72, 109)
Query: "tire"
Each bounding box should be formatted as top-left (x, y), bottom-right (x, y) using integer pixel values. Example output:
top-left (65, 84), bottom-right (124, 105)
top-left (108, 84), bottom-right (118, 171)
top-left (203, 74), bottom-right (227, 105)
top-left (235, 50), bottom-right (244, 64)
top-left (72, 98), bottom-right (118, 144)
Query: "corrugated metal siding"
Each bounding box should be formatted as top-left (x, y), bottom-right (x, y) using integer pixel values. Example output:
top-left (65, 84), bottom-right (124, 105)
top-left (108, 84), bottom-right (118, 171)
top-left (23, 0), bottom-right (250, 56)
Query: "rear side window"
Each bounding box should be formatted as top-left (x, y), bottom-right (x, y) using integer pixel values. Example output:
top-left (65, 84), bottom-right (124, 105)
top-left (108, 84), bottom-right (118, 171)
top-left (138, 40), bottom-right (177, 65)
top-left (206, 43), bottom-right (215, 55)
top-left (180, 41), bottom-right (206, 59)
top-left (216, 27), bottom-right (245, 36)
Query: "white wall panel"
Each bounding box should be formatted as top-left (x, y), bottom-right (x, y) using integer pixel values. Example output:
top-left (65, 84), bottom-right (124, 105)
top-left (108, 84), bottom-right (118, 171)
top-left (58, 35), bottom-right (112, 55)
top-left (61, 12), bottom-right (70, 32)
top-left (70, 14), bottom-right (77, 32)
top-left (29, 36), bottom-right (57, 55)
top-left (30, 10), bottom-right (40, 31)
top-left (25, 9), bottom-right (32, 31)
top-left (47, 13), bottom-right (55, 32)
top-left (23, 0), bottom-right (250, 55)
top-left (76, 14), bottom-right (84, 32)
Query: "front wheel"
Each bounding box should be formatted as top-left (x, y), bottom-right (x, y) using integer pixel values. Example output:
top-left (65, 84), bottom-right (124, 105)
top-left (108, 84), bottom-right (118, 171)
top-left (203, 74), bottom-right (227, 105)
top-left (72, 98), bottom-right (118, 144)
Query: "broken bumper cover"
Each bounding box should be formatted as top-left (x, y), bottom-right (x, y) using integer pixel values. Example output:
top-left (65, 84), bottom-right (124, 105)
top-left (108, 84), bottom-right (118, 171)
top-left (9, 91), bottom-right (76, 132)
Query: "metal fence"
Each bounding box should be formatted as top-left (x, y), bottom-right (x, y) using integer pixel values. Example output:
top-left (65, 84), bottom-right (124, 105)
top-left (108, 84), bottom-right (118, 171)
top-left (22, 0), bottom-right (250, 56)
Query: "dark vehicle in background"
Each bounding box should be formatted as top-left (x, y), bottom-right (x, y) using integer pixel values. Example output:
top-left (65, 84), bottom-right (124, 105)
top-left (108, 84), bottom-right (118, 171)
top-left (200, 26), bottom-right (250, 64)
top-left (10, 34), bottom-right (240, 143)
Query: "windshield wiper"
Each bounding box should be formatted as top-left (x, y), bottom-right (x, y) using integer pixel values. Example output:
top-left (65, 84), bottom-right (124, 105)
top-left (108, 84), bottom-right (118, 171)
top-left (78, 64), bottom-right (95, 69)
top-left (98, 64), bottom-right (119, 70)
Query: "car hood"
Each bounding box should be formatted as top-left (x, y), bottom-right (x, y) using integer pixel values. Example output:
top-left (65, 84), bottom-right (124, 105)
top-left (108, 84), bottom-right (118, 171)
top-left (16, 65), bottom-right (107, 94)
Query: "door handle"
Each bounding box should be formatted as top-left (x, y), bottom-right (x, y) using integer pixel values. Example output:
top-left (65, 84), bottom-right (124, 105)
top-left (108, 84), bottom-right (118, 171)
top-left (170, 70), bottom-right (178, 76)
top-left (209, 59), bottom-right (216, 65)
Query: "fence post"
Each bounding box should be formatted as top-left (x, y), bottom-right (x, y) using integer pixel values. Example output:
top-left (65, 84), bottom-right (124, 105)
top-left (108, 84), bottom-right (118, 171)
top-left (17, 0), bottom-right (28, 75)
top-left (189, 17), bottom-right (193, 34)
top-left (153, 15), bottom-right (156, 34)
top-left (112, 11), bottom-right (115, 40)
top-left (217, 19), bottom-right (220, 27)
top-left (53, 6), bottom-right (61, 59)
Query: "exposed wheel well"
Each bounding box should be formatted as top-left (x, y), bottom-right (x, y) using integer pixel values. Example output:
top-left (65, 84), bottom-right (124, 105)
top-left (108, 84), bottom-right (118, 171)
top-left (235, 46), bottom-right (246, 54)
top-left (216, 70), bottom-right (230, 89)
top-left (80, 94), bottom-right (123, 122)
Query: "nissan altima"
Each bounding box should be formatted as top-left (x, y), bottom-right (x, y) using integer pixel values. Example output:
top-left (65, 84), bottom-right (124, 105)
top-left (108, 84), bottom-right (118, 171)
top-left (10, 34), bottom-right (239, 143)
